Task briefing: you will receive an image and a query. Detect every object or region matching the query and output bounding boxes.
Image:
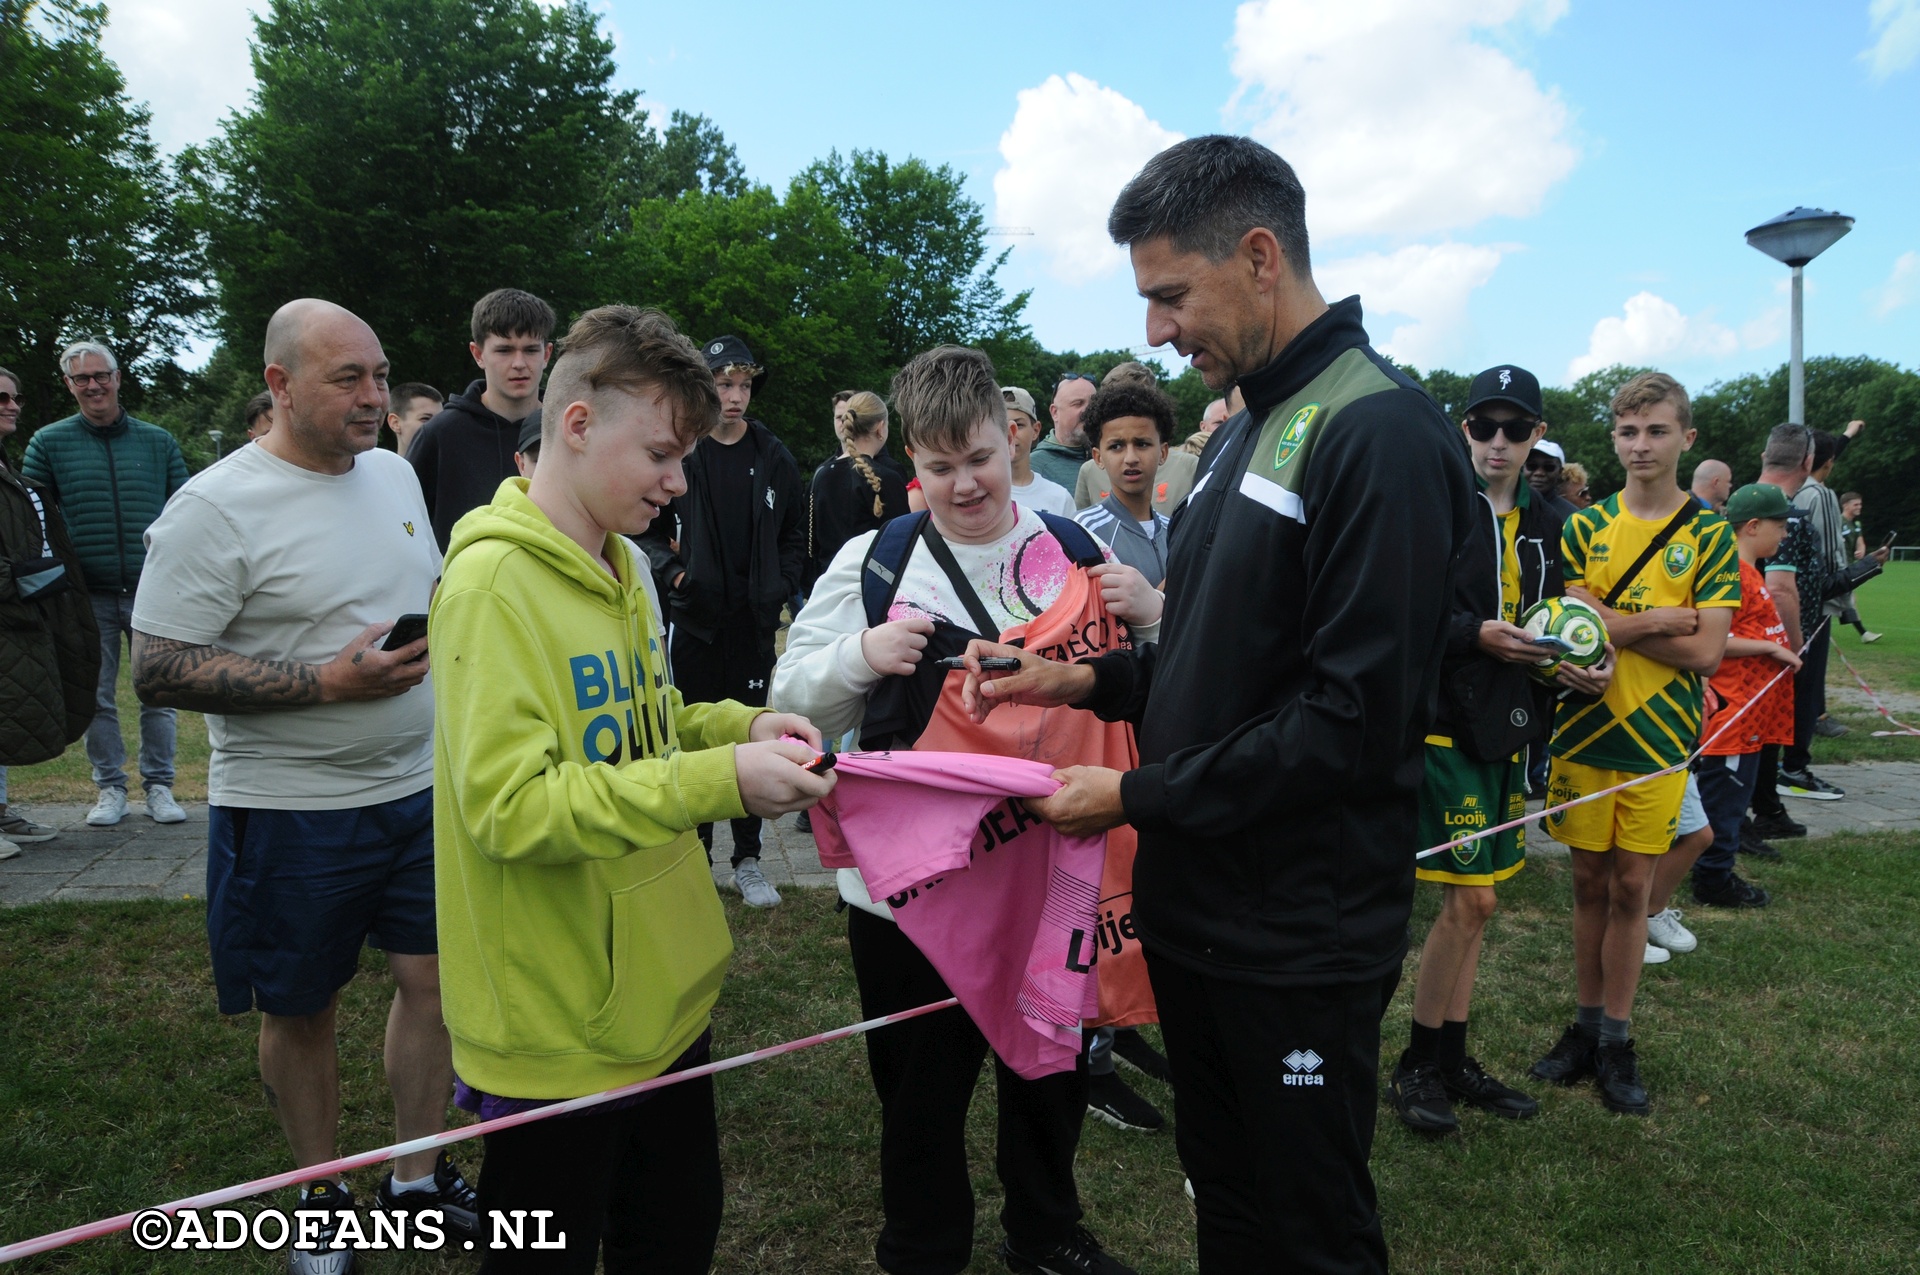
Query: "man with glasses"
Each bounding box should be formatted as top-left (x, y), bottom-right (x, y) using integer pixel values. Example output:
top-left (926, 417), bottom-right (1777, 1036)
top-left (1031, 372), bottom-right (1097, 493)
top-left (1525, 439), bottom-right (1580, 521)
top-left (22, 340), bottom-right (189, 828)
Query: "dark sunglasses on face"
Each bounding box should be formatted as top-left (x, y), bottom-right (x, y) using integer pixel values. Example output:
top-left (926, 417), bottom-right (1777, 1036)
top-left (1465, 415), bottom-right (1541, 444)
top-left (1524, 453), bottom-right (1562, 471)
top-left (0, 392), bottom-right (18, 406)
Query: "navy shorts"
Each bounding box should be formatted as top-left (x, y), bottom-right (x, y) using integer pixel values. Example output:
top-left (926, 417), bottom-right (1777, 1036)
top-left (206, 787), bottom-right (436, 1017)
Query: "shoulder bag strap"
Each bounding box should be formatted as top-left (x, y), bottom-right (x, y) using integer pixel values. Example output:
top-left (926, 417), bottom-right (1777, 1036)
top-left (916, 518), bottom-right (1003, 639)
top-left (1602, 498), bottom-right (1699, 609)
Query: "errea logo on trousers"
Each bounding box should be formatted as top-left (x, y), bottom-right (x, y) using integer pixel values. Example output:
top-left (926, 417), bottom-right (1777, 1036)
top-left (1283, 1050), bottom-right (1325, 1086)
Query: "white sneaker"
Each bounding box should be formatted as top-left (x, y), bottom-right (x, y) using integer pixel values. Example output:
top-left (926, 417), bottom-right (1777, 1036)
top-left (87, 788), bottom-right (129, 826)
top-left (1644, 941), bottom-right (1671, 965)
top-left (1646, 907), bottom-right (1698, 954)
top-left (144, 785), bottom-right (187, 824)
top-left (732, 857), bottom-right (782, 908)
top-left (1862, 631), bottom-right (1883, 644)
top-left (0, 837), bottom-right (19, 861)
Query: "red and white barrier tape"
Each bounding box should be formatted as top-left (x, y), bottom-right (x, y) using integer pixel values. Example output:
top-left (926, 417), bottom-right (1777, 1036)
top-left (1835, 651), bottom-right (1920, 737)
top-left (1416, 619), bottom-right (1826, 861)
top-left (0, 997), bottom-right (959, 1264)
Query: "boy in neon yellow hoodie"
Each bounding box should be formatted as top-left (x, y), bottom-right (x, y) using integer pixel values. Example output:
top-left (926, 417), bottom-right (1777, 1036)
top-left (430, 305), bottom-right (833, 1273)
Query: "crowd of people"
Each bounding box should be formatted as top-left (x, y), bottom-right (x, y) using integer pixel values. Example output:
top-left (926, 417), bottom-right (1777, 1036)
top-left (0, 132), bottom-right (1901, 1275)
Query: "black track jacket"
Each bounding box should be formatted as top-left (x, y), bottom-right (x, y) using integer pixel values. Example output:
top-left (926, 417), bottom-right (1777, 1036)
top-left (636, 419), bottom-right (805, 643)
top-left (1081, 298), bottom-right (1475, 986)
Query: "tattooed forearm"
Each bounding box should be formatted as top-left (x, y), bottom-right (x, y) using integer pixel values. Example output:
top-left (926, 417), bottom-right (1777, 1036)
top-left (133, 632), bottom-right (324, 713)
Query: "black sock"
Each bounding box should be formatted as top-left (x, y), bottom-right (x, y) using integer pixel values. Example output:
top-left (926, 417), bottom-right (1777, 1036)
top-left (1438, 1019), bottom-right (1468, 1071)
top-left (1408, 1020), bottom-right (1441, 1065)
top-left (1575, 1004), bottom-right (1603, 1035)
top-left (1600, 1015), bottom-right (1631, 1046)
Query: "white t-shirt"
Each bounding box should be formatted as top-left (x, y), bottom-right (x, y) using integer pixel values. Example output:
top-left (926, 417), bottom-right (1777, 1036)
top-left (133, 443), bottom-right (442, 810)
top-left (1011, 473), bottom-right (1077, 519)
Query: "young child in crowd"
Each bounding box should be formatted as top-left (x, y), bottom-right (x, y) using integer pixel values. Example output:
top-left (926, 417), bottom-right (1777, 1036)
top-left (430, 305), bottom-right (832, 1275)
top-left (1004, 385), bottom-right (1077, 518)
top-left (1690, 482), bottom-right (1800, 910)
top-left (1074, 383), bottom-right (1175, 587)
top-left (772, 345), bottom-right (1157, 1275)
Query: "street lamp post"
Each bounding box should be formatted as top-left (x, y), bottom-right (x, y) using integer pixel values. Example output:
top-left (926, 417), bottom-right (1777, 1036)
top-left (1744, 206), bottom-right (1854, 426)
top-left (207, 428), bottom-right (223, 460)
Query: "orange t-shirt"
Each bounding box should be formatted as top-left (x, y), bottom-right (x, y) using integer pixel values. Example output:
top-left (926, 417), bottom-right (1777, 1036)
top-left (1703, 559), bottom-right (1795, 755)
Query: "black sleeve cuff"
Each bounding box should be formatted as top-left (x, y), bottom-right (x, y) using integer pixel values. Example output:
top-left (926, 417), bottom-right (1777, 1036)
top-left (1120, 763), bottom-right (1169, 833)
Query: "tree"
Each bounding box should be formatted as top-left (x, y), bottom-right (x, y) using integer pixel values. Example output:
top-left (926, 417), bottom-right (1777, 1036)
top-left (181, 0), bottom-right (705, 398)
top-left (800, 150), bottom-right (1030, 367)
top-left (0, 0), bottom-right (202, 445)
top-left (613, 180), bottom-right (889, 466)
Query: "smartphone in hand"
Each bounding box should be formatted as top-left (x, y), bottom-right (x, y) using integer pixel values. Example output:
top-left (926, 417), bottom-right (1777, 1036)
top-left (381, 613), bottom-right (429, 652)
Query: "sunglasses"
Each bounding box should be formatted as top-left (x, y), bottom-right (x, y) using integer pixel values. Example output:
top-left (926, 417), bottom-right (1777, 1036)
top-left (1057, 373), bottom-right (1097, 388)
top-left (0, 391), bottom-right (18, 406)
top-left (1464, 415), bottom-right (1541, 444)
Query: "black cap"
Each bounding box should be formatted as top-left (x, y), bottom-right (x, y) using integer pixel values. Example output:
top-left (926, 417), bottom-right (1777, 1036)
top-left (1464, 365), bottom-right (1544, 418)
top-left (700, 334), bottom-right (768, 394)
top-left (517, 408), bottom-right (542, 455)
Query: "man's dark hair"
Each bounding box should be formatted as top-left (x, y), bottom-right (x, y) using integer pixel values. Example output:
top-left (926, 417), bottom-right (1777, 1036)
top-left (832, 389), bottom-right (855, 405)
top-left (471, 288), bottom-right (557, 345)
top-left (1107, 135), bottom-right (1311, 277)
top-left (1761, 422), bottom-right (1813, 472)
top-left (1810, 429), bottom-right (1838, 473)
top-left (389, 382), bottom-right (442, 417)
top-left (243, 391), bottom-right (274, 430)
top-left (1083, 383), bottom-right (1177, 448)
top-left (891, 346), bottom-right (1006, 454)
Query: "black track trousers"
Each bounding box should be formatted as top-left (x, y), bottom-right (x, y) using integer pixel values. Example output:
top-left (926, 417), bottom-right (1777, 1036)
top-left (1147, 950), bottom-right (1399, 1275)
top-left (847, 906), bottom-right (1088, 1275)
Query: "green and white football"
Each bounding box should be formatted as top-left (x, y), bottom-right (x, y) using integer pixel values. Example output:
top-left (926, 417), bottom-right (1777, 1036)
top-left (1519, 596), bottom-right (1609, 674)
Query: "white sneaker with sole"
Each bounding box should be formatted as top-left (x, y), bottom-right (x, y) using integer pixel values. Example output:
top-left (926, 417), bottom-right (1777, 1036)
top-left (145, 785), bottom-right (187, 824)
top-left (87, 788), bottom-right (128, 826)
top-left (1643, 941), bottom-right (1671, 965)
top-left (1646, 907), bottom-right (1697, 954)
top-left (0, 812), bottom-right (56, 842)
top-left (1862, 631), bottom-right (1882, 644)
top-left (732, 857), bottom-right (782, 908)
top-left (0, 837), bottom-right (19, 861)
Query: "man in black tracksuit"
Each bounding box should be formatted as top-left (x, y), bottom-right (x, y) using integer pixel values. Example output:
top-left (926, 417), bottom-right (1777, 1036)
top-left (961, 137), bottom-right (1474, 1273)
top-left (636, 334), bottom-right (804, 904)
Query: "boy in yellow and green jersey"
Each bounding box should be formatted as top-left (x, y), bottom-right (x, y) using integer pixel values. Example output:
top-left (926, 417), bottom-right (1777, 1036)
top-left (1529, 372), bottom-right (1737, 1118)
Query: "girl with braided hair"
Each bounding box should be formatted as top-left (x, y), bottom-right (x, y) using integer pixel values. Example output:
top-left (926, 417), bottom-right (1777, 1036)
top-left (805, 390), bottom-right (910, 589)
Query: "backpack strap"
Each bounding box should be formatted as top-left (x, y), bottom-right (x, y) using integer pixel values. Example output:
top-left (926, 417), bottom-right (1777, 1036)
top-left (1037, 511), bottom-right (1107, 568)
top-left (860, 510), bottom-right (930, 629)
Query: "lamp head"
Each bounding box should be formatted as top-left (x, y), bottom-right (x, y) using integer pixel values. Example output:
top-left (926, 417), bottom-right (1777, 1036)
top-left (1745, 207), bottom-right (1854, 268)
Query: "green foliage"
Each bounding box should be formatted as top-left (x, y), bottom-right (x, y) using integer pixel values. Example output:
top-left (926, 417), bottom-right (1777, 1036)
top-left (180, 0), bottom-right (701, 398)
top-left (799, 150), bottom-right (1028, 369)
top-left (0, 0), bottom-right (203, 449)
top-left (614, 181), bottom-right (889, 467)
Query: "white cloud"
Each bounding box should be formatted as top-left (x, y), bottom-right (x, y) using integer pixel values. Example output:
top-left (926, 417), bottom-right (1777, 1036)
top-left (1567, 292), bottom-right (1740, 381)
top-left (992, 73), bottom-right (1185, 284)
top-left (1228, 0), bottom-right (1579, 241)
top-left (102, 0), bottom-right (262, 153)
top-left (1870, 250), bottom-right (1919, 316)
top-left (1317, 243), bottom-right (1505, 367)
top-left (1864, 0), bottom-right (1920, 79)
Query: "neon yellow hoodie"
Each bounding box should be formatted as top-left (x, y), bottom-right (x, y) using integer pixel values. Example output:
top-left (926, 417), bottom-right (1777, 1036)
top-left (430, 479), bottom-right (762, 1099)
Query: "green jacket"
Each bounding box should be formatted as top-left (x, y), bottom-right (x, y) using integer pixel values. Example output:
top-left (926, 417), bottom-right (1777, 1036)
top-left (0, 464), bottom-right (101, 765)
top-left (21, 412), bottom-right (188, 593)
top-left (431, 479), bottom-right (761, 1098)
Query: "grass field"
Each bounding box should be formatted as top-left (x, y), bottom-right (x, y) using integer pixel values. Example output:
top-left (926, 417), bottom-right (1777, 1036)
top-left (6, 831), bottom-right (1920, 1274)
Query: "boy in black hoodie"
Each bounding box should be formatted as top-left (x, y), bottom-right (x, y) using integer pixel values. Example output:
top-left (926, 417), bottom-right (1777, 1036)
top-left (637, 334), bottom-right (805, 907)
top-left (1388, 365), bottom-right (1612, 1136)
top-left (408, 289), bottom-right (554, 549)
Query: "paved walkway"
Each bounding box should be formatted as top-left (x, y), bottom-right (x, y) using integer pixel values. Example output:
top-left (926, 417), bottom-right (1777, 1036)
top-left (0, 797), bottom-right (835, 906)
top-left (4, 764), bottom-right (1916, 906)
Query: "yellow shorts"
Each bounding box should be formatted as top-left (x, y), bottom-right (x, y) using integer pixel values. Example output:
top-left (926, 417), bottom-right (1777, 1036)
top-left (1544, 757), bottom-right (1687, 855)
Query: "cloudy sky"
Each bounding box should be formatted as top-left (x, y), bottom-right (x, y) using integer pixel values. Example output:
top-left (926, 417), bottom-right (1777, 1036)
top-left (107, 0), bottom-right (1920, 390)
